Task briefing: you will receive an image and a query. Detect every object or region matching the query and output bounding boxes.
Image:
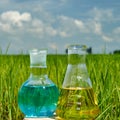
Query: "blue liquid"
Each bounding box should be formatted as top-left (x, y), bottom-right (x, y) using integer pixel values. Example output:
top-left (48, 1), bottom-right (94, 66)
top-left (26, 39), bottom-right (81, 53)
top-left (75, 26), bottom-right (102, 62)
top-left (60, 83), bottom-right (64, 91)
top-left (18, 84), bottom-right (59, 118)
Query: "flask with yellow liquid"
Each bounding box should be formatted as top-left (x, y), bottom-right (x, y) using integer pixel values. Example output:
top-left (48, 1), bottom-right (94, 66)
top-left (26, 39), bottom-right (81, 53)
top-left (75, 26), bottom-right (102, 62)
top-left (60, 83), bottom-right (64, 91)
top-left (56, 45), bottom-right (100, 120)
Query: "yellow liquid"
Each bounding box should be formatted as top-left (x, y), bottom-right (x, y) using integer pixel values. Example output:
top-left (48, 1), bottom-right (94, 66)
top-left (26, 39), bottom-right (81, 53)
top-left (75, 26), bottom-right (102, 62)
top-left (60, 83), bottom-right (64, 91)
top-left (56, 87), bottom-right (100, 120)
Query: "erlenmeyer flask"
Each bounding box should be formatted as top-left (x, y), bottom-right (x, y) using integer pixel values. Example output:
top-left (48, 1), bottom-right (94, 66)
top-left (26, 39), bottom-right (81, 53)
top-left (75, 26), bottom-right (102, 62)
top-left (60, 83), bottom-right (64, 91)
top-left (56, 45), bottom-right (100, 120)
top-left (18, 49), bottom-right (59, 119)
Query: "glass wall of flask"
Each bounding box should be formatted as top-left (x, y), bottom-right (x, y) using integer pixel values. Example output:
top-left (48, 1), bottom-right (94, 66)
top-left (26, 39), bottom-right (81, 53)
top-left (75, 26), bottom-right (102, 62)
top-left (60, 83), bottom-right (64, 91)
top-left (18, 49), bottom-right (59, 118)
top-left (56, 45), bottom-right (100, 120)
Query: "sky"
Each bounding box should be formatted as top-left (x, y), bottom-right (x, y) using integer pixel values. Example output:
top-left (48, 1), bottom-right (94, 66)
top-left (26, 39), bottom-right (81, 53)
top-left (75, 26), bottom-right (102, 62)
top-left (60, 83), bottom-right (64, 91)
top-left (0, 0), bottom-right (120, 54)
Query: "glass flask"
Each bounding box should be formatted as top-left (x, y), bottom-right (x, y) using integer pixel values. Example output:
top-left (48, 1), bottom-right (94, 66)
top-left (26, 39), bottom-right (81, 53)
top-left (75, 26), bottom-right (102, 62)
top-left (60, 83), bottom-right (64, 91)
top-left (18, 49), bottom-right (59, 118)
top-left (56, 45), bottom-right (100, 120)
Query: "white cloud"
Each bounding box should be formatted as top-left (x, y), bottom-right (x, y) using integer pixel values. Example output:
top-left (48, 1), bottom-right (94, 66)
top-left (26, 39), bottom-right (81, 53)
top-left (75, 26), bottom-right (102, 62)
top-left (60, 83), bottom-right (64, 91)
top-left (59, 31), bottom-right (70, 37)
top-left (90, 7), bottom-right (113, 22)
top-left (0, 11), bottom-right (31, 27)
top-left (57, 15), bottom-right (87, 36)
top-left (48, 43), bottom-right (58, 50)
top-left (30, 14), bottom-right (102, 38)
top-left (45, 26), bottom-right (57, 36)
top-left (74, 19), bottom-right (85, 30)
top-left (0, 22), bottom-right (11, 32)
top-left (102, 35), bottom-right (112, 42)
top-left (28, 19), bottom-right (44, 34)
top-left (0, 9), bottom-right (108, 39)
top-left (113, 27), bottom-right (120, 34)
top-left (94, 22), bottom-right (102, 35)
top-left (0, 10), bottom-right (57, 37)
top-left (58, 15), bottom-right (103, 36)
top-left (0, 8), bottom-right (118, 44)
top-left (28, 18), bottom-right (57, 37)
top-left (86, 21), bottom-right (102, 35)
top-left (112, 27), bottom-right (120, 42)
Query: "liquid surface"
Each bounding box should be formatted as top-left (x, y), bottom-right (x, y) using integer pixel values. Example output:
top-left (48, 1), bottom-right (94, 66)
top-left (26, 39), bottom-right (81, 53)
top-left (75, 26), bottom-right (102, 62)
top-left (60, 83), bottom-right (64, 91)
top-left (56, 87), bottom-right (100, 120)
top-left (18, 84), bottom-right (59, 117)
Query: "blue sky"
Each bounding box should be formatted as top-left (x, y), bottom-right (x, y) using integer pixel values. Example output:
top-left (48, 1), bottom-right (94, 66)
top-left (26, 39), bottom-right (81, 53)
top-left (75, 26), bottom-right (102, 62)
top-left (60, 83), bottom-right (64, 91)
top-left (0, 0), bottom-right (120, 54)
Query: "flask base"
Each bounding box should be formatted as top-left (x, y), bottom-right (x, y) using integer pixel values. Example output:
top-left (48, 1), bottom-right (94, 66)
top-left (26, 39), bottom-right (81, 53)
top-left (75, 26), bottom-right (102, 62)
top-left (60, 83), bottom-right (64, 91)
top-left (56, 116), bottom-right (95, 120)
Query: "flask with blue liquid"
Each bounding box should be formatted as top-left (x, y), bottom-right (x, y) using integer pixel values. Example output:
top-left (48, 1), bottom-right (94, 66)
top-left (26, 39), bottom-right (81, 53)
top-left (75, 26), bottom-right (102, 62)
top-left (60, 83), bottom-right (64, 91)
top-left (18, 49), bottom-right (59, 119)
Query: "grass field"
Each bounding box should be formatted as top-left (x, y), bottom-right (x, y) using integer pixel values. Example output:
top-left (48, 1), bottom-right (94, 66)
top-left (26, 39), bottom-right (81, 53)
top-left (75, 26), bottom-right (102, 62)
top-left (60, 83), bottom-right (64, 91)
top-left (0, 54), bottom-right (120, 120)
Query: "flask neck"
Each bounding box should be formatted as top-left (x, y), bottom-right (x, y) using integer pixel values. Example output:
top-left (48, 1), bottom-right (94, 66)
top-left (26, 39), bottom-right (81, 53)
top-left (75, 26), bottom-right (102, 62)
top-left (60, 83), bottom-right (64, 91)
top-left (68, 54), bottom-right (85, 65)
top-left (29, 49), bottom-right (47, 78)
top-left (30, 67), bottom-right (47, 77)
